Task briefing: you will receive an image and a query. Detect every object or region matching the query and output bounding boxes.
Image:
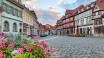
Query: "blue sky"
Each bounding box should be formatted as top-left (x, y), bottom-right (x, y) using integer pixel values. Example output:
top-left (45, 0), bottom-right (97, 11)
top-left (23, 0), bottom-right (96, 25)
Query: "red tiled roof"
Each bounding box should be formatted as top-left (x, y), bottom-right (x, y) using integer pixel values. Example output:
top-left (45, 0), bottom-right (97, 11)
top-left (66, 10), bottom-right (74, 14)
top-left (58, 0), bottom-right (104, 24)
top-left (96, 0), bottom-right (104, 10)
top-left (8, 0), bottom-right (24, 9)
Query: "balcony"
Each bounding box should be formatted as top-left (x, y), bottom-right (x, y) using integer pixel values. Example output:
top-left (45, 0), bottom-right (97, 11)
top-left (93, 15), bottom-right (101, 19)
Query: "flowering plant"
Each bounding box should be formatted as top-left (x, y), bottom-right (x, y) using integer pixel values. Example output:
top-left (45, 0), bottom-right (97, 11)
top-left (13, 40), bottom-right (53, 58)
top-left (0, 32), bottom-right (14, 58)
top-left (0, 32), bottom-right (53, 58)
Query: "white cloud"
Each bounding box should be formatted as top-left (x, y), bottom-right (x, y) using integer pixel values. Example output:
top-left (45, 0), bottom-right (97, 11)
top-left (58, 0), bottom-right (95, 9)
top-left (57, 0), bottom-right (77, 6)
top-left (48, 5), bottom-right (56, 12)
top-left (22, 0), bottom-right (62, 25)
top-left (31, 5), bottom-right (42, 12)
top-left (57, 0), bottom-right (63, 5)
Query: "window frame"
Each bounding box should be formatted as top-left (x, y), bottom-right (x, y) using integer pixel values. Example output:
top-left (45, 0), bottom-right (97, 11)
top-left (13, 23), bottom-right (18, 32)
top-left (3, 21), bottom-right (9, 32)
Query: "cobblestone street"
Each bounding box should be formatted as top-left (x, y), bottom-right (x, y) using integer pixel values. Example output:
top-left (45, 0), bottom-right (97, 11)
top-left (38, 36), bottom-right (104, 58)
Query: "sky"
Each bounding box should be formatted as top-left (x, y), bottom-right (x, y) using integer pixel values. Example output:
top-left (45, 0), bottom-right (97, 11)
top-left (22, 0), bottom-right (96, 26)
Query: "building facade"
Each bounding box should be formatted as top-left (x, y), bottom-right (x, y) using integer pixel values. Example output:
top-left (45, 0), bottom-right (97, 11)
top-left (31, 11), bottom-right (39, 36)
top-left (64, 10), bottom-right (75, 35)
top-left (1, 0), bottom-right (23, 34)
top-left (56, 19), bottom-right (63, 35)
top-left (56, 0), bottom-right (104, 37)
top-left (22, 8), bottom-right (35, 35)
top-left (92, 0), bottom-right (104, 37)
top-left (74, 5), bottom-right (94, 36)
top-left (0, 0), bottom-right (39, 36)
top-left (39, 24), bottom-right (44, 36)
top-left (33, 20), bottom-right (39, 36)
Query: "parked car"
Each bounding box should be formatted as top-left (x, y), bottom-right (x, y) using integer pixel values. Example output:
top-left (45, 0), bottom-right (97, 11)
top-left (40, 32), bottom-right (48, 37)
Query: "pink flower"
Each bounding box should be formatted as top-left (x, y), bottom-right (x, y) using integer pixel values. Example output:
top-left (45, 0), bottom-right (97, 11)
top-left (24, 44), bottom-right (27, 48)
top-left (2, 39), bottom-right (7, 44)
top-left (31, 36), bottom-right (35, 40)
top-left (26, 47), bottom-right (31, 52)
top-left (48, 49), bottom-right (53, 54)
top-left (17, 48), bottom-right (24, 54)
top-left (0, 38), bottom-right (3, 41)
top-left (41, 40), bottom-right (45, 45)
top-left (42, 48), bottom-right (45, 52)
top-left (43, 53), bottom-right (46, 56)
top-left (43, 43), bottom-right (47, 48)
top-left (41, 40), bottom-right (47, 48)
top-left (8, 42), bottom-right (14, 47)
top-left (0, 51), bottom-right (3, 56)
top-left (24, 44), bottom-right (31, 51)
top-left (3, 46), bottom-right (6, 49)
top-left (0, 32), bottom-right (7, 36)
top-left (0, 44), bottom-right (2, 48)
top-left (33, 44), bottom-right (38, 48)
top-left (2, 32), bottom-right (7, 36)
top-left (36, 40), bottom-right (39, 45)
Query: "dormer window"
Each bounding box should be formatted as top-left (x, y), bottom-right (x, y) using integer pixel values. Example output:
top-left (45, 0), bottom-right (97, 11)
top-left (87, 6), bottom-right (89, 9)
top-left (94, 5), bottom-right (98, 10)
top-left (91, 4), bottom-right (94, 7)
top-left (100, 0), bottom-right (103, 3)
top-left (96, 12), bottom-right (98, 15)
top-left (78, 10), bottom-right (80, 13)
top-left (81, 9), bottom-right (84, 12)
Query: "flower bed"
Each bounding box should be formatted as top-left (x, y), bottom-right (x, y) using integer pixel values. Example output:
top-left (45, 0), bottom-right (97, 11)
top-left (0, 32), bottom-right (53, 58)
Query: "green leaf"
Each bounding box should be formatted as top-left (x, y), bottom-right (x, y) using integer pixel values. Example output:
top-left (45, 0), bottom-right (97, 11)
top-left (17, 35), bottom-right (22, 40)
top-left (23, 38), bottom-right (28, 41)
top-left (4, 36), bottom-right (9, 39)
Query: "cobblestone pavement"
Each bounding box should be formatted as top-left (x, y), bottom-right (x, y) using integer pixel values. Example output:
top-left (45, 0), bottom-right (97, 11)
top-left (37, 36), bottom-right (104, 58)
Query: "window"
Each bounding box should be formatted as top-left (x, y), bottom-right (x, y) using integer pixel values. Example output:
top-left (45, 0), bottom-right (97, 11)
top-left (95, 5), bottom-right (98, 10)
top-left (81, 9), bottom-right (84, 12)
top-left (12, 8), bottom-right (15, 15)
top-left (13, 23), bottom-right (17, 32)
top-left (14, 9), bottom-right (18, 16)
top-left (100, 0), bottom-right (103, 2)
top-left (3, 21), bottom-right (9, 32)
top-left (9, 6), bottom-right (12, 14)
top-left (78, 10), bottom-right (80, 13)
top-left (0, 0), bottom-right (2, 7)
top-left (17, 11), bottom-right (19, 17)
top-left (18, 0), bottom-right (21, 3)
top-left (98, 11), bottom-right (101, 15)
top-left (14, 9), bottom-right (16, 16)
top-left (20, 11), bottom-right (22, 18)
top-left (87, 7), bottom-right (89, 9)
top-left (96, 12), bottom-right (98, 15)
top-left (18, 11), bottom-right (22, 17)
top-left (91, 4), bottom-right (94, 7)
top-left (7, 5), bottom-right (10, 13)
top-left (3, 3), bottom-right (7, 12)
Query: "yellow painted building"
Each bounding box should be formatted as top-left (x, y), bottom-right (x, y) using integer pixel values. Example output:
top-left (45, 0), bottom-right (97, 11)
top-left (22, 7), bottom-right (35, 35)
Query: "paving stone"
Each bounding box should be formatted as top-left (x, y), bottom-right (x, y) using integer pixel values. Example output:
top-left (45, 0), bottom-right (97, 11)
top-left (38, 36), bottom-right (104, 58)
